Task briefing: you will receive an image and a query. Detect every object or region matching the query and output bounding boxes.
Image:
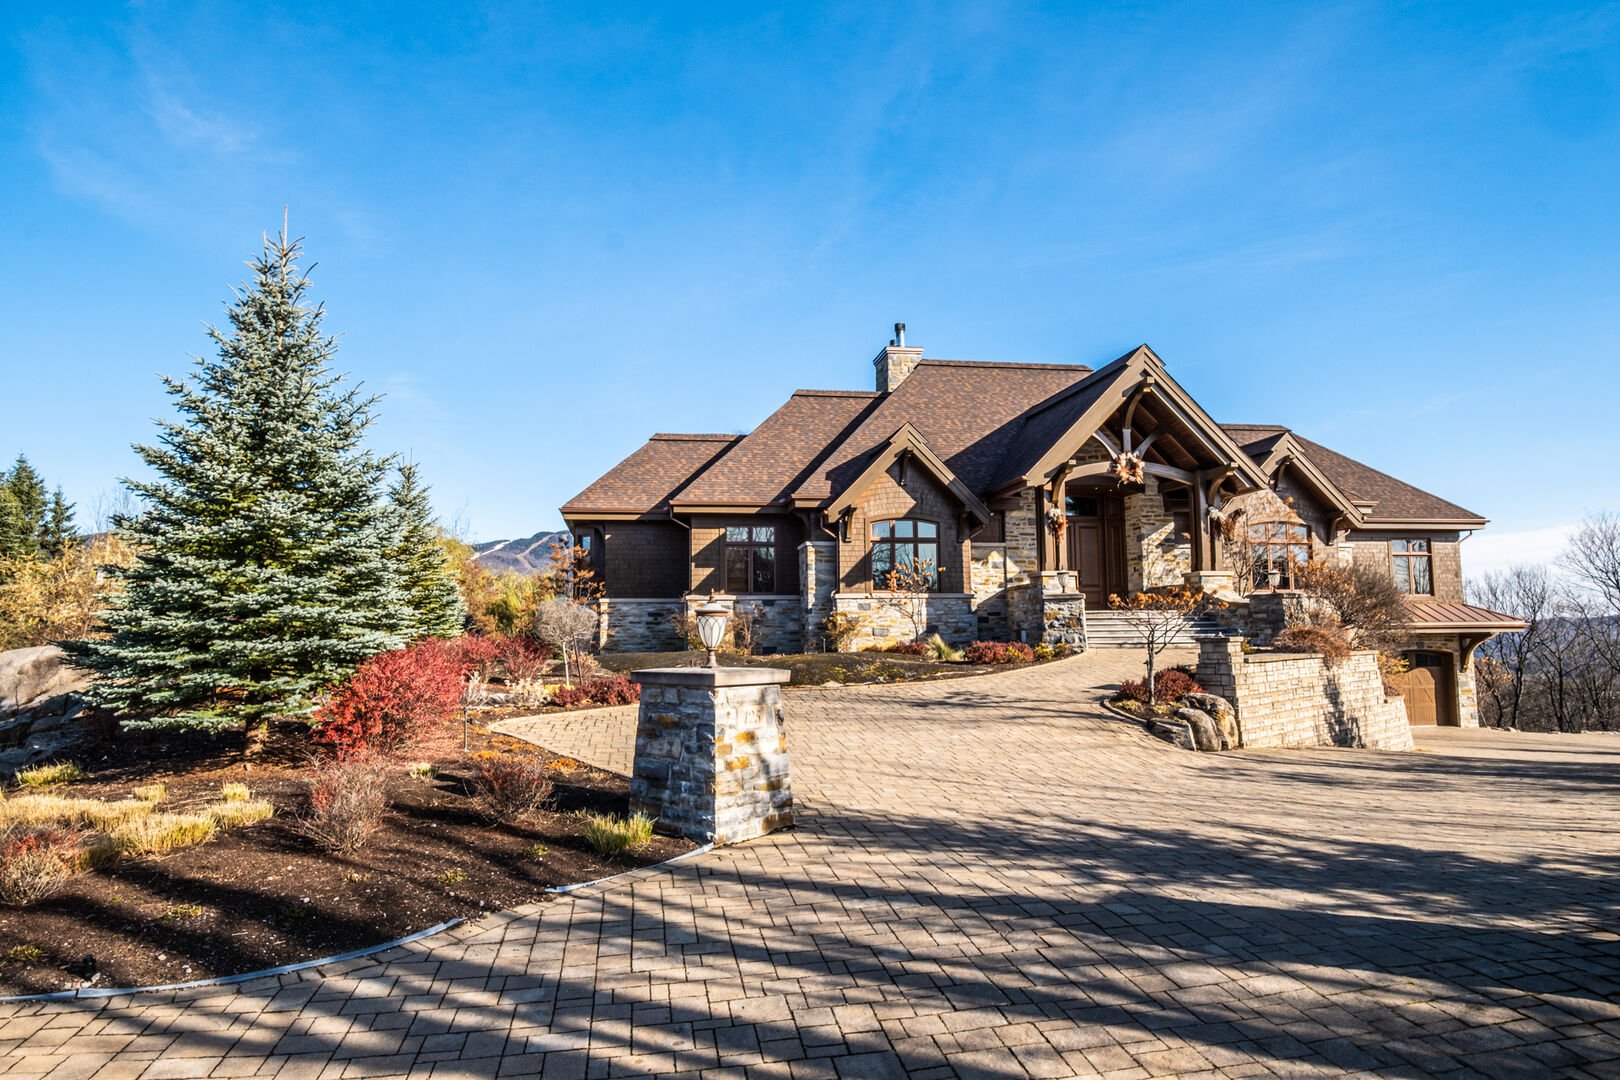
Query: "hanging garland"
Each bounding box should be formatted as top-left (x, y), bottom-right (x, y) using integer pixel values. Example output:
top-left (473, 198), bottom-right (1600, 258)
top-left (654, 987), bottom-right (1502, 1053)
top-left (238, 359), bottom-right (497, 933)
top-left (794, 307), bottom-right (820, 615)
top-left (1109, 452), bottom-right (1146, 485)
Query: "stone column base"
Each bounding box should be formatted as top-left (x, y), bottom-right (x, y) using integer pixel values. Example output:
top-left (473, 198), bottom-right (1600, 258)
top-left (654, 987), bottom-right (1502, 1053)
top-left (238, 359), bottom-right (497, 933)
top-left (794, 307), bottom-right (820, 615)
top-left (629, 667), bottom-right (794, 845)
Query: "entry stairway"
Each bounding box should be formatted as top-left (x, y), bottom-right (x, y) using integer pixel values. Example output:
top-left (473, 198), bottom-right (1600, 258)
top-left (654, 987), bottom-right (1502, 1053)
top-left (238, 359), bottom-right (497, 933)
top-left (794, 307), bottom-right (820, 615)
top-left (1084, 608), bottom-right (1228, 648)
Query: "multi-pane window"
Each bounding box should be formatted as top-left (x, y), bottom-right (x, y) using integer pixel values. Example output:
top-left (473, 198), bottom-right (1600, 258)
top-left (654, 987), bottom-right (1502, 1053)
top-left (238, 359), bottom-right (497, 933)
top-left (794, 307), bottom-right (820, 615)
top-left (1248, 521), bottom-right (1310, 589)
top-left (871, 519), bottom-right (940, 589)
top-left (1391, 539), bottom-right (1433, 595)
top-left (724, 525), bottom-right (776, 593)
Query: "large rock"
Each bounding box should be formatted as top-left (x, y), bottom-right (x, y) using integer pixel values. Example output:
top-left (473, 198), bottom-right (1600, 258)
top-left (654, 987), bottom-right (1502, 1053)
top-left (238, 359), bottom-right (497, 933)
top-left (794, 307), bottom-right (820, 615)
top-left (1176, 708), bottom-right (1223, 752)
top-left (0, 646), bottom-right (87, 720)
top-left (1183, 692), bottom-right (1239, 749)
top-left (1146, 715), bottom-right (1195, 750)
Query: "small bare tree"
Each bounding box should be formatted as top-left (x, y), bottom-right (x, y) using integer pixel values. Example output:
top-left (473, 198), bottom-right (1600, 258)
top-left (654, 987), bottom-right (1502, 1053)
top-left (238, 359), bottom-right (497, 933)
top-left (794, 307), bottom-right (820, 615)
top-left (1468, 565), bottom-right (1551, 728)
top-left (881, 559), bottom-right (936, 644)
top-left (1108, 587), bottom-right (1222, 704)
top-left (1293, 558), bottom-right (1409, 653)
top-left (532, 598), bottom-right (599, 687)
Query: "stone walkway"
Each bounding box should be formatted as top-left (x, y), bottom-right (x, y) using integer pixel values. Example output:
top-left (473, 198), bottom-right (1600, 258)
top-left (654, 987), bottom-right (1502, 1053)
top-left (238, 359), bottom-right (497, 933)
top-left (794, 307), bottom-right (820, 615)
top-left (2, 652), bottom-right (1618, 1079)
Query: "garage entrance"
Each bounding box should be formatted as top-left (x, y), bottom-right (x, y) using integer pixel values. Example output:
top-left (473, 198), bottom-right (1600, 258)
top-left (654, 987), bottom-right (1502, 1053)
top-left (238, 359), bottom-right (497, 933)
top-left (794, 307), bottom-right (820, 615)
top-left (1395, 651), bottom-right (1456, 726)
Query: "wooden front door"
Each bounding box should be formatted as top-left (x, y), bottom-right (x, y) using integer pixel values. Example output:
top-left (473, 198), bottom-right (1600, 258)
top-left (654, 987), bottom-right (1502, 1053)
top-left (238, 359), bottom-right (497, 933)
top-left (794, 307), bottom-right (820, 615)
top-left (1394, 651), bottom-right (1455, 726)
top-left (1066, 490), bottom-right (1126, 605)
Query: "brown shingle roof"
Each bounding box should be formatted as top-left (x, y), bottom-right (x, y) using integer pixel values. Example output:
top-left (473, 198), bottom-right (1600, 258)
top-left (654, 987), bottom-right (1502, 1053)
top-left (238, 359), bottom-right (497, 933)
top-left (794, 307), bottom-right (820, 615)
top-left (560, 433), bottom-right (740, 516)
top-left (1222, 425), bottom-right (1485, 525)
top-left (673, 390), bottom-right (878, 507)
top-left (790, 360), bottom-right (1093, 501)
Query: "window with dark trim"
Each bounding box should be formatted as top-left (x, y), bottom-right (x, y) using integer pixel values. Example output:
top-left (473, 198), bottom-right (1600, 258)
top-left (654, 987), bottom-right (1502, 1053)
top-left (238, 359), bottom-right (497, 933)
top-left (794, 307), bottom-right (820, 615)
top-left (1391, 538), bottom-right (1433, 595)
top-left (871, 518), bottom-right (940, 589)
top-left (1162, 488), bottom-right (1192, 541)
top-left (1248, 521), bottom-right (1310, 589)
top-left (723, 525), bottom-right (776, 593)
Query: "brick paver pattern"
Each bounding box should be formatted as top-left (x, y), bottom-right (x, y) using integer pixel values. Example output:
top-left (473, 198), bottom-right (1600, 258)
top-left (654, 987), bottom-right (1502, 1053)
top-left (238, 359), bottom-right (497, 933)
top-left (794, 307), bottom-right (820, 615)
top-left (2, 650), bottom-right (1617, 1079)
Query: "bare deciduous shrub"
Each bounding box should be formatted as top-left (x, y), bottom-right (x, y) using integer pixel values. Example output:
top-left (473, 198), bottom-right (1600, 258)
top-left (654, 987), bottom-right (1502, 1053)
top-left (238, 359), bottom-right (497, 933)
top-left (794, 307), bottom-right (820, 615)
top-left (582, 812), bottom-right (655, 856)
top-left (0, 825), bottom-right (83, 906)
top-left (301, 757), bottom-right (390, 853)
top-left (1272, 624), bottom-right (1352, 666)
top-left (1293, 560), bottom-right (1407, 653)
top-left (532, 598), bottom-right (599, 686)
top-left (471, 752), bottom-right (552, 822)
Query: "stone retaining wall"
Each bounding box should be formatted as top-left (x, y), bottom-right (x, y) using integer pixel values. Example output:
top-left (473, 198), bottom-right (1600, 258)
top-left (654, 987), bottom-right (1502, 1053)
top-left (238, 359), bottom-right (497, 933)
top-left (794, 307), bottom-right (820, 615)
top-left (1196, 637), bottom-right (1413, 751)
top-left (833, 593), bottom-right (976, 649)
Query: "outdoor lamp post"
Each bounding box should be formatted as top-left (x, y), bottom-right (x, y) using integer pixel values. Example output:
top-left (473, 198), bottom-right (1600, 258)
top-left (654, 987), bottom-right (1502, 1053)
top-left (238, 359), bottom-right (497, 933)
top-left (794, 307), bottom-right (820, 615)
top-left (695, 601), bottom-right (729, 668)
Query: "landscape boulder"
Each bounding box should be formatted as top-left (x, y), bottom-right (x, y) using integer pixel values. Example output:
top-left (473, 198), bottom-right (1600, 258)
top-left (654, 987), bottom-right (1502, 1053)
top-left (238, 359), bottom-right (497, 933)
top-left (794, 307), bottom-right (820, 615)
top-left (0, 646), bottom-right (91, 776)
top-left (1, 646), bottom-right (87, 721)
top-left (1182, 692), bottom-right (1239, 749)
top-left (1145, 714), bottom-right (1195, 750)
top-left (1176, 708), bottom-right (1224, 752)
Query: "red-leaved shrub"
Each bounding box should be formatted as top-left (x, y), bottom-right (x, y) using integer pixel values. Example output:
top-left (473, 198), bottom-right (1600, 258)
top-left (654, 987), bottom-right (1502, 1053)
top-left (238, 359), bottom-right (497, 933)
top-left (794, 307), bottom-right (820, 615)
top-left (548, 674), bottom-right (641, 709)
top-left (454, 635), bottom-right (501, 683)
top-left (313, 640), bottom-right (465, 757)
top-left (495, 636), bottom-right (552, 682)
top-left (588, 673), bottom-right (640, 705)
top-left (1116, 668), bottom-right (1205, 705)
top-left (964, 641), bottom-right (1036, 664)
top-left (889, 641), bottom-right (932, 657)
top-left (471, 752), bottom-right (553, 821)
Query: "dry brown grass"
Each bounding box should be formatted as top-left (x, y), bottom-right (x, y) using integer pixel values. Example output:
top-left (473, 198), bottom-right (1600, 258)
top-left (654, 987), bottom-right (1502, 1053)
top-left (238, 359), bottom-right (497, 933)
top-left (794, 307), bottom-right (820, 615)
top-left (87, 813), bottom-right (217, 865)
top-left (204, 800), bottom-right (274, 829)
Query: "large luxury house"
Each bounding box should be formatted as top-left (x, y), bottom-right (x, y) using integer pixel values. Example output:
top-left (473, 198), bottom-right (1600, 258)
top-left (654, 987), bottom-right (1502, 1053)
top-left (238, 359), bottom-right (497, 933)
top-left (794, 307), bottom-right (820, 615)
top-left (563, 330), bottom-right (1522, 726)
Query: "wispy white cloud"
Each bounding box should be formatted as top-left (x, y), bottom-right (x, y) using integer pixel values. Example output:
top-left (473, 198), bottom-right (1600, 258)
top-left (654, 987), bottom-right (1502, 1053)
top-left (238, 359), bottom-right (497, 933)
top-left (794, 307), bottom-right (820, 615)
top-left (1465, 523), bottom-right (1576, 577)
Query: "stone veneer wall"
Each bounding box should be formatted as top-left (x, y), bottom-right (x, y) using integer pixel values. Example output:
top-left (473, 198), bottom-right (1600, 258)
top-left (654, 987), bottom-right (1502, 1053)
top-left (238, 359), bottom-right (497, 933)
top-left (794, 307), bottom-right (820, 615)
top-left (800, 540), bottom-right (837, 650)
top-left (687, 595), bottom-right (804, 655)
top-left (833, 593), bottom-right (976, 649)
top-left (628, 667), bottom-right (795, 845)
top-left (969, 543), bottom-right (1010, 640)
top-left (1004, 577), bottom-right (1087, 647)
top-left (1003, 490), bottom-right (1039, 583)
top-left (1124, 477), bottom-right (1191, 590)
top-left (598, 598), bottom-right (686, 652)
top-left (1196, 638), bottom-right (1414, 751)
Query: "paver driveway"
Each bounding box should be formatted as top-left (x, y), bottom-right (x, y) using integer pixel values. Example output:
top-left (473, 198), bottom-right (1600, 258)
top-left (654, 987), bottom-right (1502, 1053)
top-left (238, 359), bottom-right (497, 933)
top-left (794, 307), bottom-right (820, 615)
top-left (2, 652), bottom-right (1618, 1079)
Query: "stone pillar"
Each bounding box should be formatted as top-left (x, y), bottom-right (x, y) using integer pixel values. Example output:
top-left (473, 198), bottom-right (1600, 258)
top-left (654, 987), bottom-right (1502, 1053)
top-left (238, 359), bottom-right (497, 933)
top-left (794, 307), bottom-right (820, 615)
top-left (628, 667), bottom-right (794, 845)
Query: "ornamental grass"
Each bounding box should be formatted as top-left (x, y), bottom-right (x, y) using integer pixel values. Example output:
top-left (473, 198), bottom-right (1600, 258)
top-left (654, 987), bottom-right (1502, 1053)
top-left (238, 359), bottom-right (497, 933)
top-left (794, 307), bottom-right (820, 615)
top-left (581, 812), bottom-right (655, 856)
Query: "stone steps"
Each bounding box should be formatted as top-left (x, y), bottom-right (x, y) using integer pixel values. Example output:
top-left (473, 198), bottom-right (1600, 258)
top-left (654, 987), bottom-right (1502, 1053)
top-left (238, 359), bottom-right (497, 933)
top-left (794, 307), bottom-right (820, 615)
top-left (1084, 610), bottom-right (1226, 649)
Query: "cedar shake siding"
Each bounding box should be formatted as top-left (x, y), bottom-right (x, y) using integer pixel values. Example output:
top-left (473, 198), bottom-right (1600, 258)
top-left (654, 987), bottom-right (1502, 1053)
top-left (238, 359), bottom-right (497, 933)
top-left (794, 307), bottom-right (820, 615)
top-left (598, 521), bottom-right (688, 598)
top-left (563, 338), bottom-right (1516, 662)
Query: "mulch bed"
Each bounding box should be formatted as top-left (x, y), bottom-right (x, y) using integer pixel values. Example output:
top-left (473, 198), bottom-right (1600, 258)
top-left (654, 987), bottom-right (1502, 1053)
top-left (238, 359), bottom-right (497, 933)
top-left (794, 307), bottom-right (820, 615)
top-left (0, 720), bottom-right (693, 997)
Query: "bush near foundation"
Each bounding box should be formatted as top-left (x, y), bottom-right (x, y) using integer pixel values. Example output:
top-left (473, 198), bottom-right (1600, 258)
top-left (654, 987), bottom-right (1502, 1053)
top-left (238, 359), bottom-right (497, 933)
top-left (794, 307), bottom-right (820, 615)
top-left (1272, 624), bottom-right (1352, 667)
top-left (312, 640), bottom-right (465, 756)
top-left (964, 641), bottom-right (1036, 664)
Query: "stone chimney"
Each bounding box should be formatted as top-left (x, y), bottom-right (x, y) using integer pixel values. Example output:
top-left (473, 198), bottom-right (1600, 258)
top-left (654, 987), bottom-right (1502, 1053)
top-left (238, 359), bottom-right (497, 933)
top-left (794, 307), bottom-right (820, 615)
top-left (873, 322), bottom-right (923, 393)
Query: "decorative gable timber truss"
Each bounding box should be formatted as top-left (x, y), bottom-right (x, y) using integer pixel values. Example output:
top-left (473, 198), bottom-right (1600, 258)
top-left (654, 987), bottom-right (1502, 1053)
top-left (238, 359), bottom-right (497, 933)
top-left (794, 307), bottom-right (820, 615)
top-left (821, 422), bottom-right (991, 540)
top-left (997, 346), bottom-right (1270, 504)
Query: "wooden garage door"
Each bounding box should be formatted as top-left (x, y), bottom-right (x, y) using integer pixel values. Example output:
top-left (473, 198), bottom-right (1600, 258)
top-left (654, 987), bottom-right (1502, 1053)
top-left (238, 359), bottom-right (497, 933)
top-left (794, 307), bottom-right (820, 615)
top-left (1395, 652), bottom-right (1453, 726)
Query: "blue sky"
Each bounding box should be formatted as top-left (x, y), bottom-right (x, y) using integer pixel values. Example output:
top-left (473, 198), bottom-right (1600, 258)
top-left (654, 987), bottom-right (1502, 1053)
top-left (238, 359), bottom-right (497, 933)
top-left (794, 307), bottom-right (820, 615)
top-left (3, 2), bottom-right (1617, 571)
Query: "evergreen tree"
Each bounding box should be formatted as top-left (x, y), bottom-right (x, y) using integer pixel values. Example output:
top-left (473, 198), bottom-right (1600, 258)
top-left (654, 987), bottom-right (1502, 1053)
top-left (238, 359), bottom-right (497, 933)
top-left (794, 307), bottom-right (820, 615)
top-left (386, 463), bottom-right (465, 639)
top-left (0, 457), bottom-right (47, 558)
top-left (69, 229), bottom-right (413, 736)
top-left (41, 489), bottom-right (75, 558)
top-left (0, 487), bottom-right (25, 560)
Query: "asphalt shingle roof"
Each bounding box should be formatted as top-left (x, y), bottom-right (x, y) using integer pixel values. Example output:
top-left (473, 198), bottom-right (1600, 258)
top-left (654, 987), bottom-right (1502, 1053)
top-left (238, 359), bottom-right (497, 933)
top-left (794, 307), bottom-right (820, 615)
top-left (561, 433), bottom-right (740, 515)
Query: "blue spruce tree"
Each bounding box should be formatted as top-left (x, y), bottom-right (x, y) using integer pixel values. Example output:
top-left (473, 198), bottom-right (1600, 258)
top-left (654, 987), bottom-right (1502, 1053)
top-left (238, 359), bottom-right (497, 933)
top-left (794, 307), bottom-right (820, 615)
top-left (387, 462), bottom-right (465, 639)
top-left (71, 228), bottom-right (413, 738)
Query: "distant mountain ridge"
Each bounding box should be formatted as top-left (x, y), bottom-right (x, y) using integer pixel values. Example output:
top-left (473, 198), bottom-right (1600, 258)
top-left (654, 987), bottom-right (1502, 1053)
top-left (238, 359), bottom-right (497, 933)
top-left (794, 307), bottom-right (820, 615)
top-left (471, 530), bottom-right (568, 575)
